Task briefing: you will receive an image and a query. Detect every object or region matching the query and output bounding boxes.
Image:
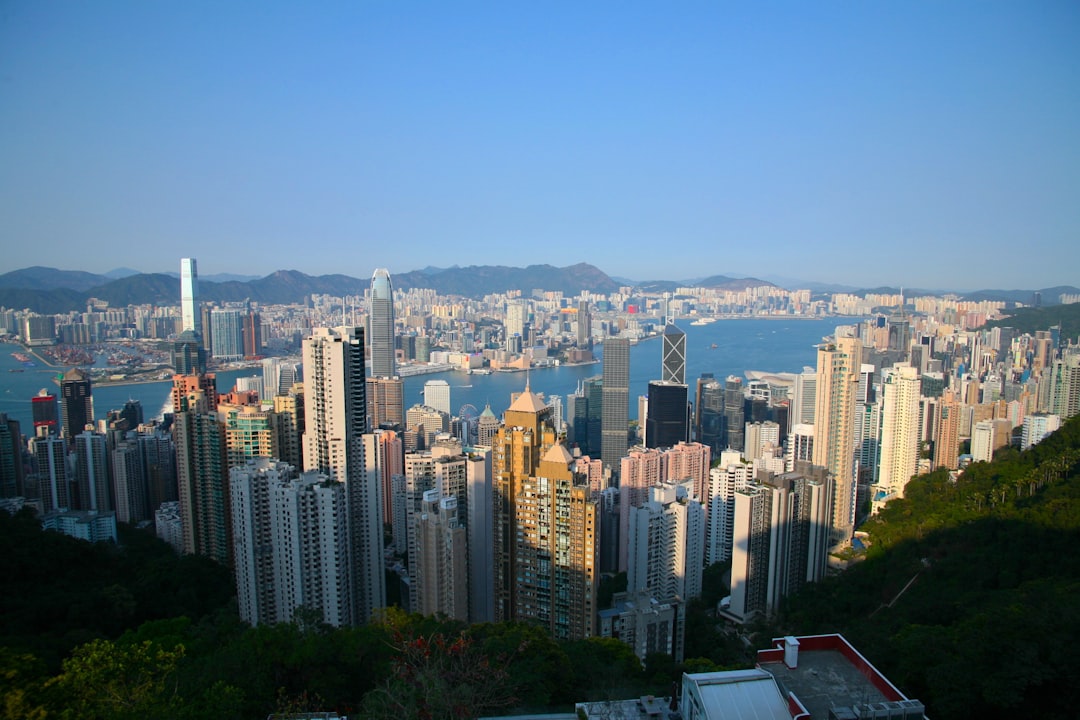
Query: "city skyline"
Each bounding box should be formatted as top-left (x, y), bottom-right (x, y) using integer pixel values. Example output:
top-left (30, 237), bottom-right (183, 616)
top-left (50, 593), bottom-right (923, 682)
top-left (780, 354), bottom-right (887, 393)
top-left (1, 3), bottom-right (1078, 289)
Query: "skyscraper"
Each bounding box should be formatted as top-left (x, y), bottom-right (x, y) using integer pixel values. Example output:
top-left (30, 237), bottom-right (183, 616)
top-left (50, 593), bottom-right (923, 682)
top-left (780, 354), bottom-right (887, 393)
top-left (413, 491), bottom-right (469, 621)
top-left (174, 389), bottom-right (231, 565)
top-left (73, 430), bottom-right (111, 512)
top-left (302, 326), bottom-right (385, 623)
top-left (576, 300), bottom-right (591, 348)
top-left (210, 309), bottom-right (245, 361)
top-left (230, 458), bottom-right (352, 627)
top-left (60, 368), bottom-right (93, 441)
top-left (601, 338), bottom-right (630, 474)
top-left (31, 434), bottom-right (69, 513)
top-left (723, 376), bottom-right (745, 452)
top-left (645, 381), bottom-right (689, 449)
top-left (0, 414), bottom-right (24, 499)
top-left (31, 389), bottom-right (58, 436)
top-left (366, 376), bottom-right (404, 429)
top-left (662, 323), bottom-right (686, 384)
top-left (369, 269), bottom-right (396, 379)
top-left (873, 363), bottom-right (921, 509)
top-left (424, 379), bottom-right (451, 416)
top-left (627, 481), bottom-right (705, 603)
top-left (726, 468), bottom-right (832, 623)
top-left (813, 335), bottom-right (862, 548)
top-left (180, 258), bottom-right (201, 339)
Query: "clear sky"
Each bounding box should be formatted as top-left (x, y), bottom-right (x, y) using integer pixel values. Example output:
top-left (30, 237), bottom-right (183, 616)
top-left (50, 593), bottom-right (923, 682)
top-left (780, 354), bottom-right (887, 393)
top-left (1, 2), bottom-right (1077, 289)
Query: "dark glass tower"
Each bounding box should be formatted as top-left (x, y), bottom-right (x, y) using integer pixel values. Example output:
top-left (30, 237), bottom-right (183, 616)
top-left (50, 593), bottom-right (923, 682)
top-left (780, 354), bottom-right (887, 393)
top-left (645, 381), bottom-right (689, 449)
top-left (601, 337), bottom-right (630, 474)
top-left (60, 368), bottom-right (93, 441)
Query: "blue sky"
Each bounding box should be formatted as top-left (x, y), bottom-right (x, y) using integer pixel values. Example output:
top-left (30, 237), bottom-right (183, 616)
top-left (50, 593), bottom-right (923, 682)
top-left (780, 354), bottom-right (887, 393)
top-left (1, 2), bottom-right (1077, 289)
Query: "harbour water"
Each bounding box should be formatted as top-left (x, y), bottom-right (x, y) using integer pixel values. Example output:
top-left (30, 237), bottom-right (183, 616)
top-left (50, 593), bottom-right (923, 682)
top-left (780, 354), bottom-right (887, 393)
top-left (0, 317), bottom-right (841, 433)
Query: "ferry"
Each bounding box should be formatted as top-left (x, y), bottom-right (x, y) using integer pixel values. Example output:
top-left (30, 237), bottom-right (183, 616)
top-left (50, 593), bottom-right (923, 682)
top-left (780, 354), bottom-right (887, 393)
top-left (468, 368), bottom-right (492, 375)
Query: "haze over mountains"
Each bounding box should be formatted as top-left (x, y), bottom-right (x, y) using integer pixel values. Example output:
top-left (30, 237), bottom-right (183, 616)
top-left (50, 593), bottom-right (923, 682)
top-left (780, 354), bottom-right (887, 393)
top-left (0, 263), bottom-right (1075, 315)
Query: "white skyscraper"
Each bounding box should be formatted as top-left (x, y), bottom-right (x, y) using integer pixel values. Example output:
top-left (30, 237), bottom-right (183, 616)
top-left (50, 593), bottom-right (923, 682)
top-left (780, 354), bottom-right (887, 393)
top-left (873, 363), bottom-right (921, 510)
top-left (230, 458), bottom-right (353, 627)
top-left (423, 379), bottom-right (451, 416)
top-left (180, 258), bottom-right (201, 338)
top-left (302, 326), bottom-right (385, 623)
top-left (627, 481), bottom-right (705, 602)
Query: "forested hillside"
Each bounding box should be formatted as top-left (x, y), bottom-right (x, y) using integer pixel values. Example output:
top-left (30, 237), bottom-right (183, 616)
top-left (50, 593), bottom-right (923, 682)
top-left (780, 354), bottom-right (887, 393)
top-left (776, 415), bottom-right (1080, 718)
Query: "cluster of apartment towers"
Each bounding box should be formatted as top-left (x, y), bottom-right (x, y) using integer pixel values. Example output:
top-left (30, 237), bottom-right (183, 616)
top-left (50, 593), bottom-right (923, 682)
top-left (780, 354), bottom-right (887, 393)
top-left (20, 258), bottom-right (1075, 664)
top-left (149, 259), bottom-right (861, 659)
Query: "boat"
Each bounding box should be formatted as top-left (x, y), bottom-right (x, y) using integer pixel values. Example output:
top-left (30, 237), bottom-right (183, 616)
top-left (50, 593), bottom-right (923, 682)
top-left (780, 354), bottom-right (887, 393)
top-left (710, 343), bottom-right (718, 349)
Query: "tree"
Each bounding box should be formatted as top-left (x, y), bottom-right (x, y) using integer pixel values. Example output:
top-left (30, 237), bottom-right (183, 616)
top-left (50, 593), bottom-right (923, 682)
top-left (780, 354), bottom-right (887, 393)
top-left (362, 629), bottom-right (518, 719)
top-left (45, 638), bottom-right (185, 720)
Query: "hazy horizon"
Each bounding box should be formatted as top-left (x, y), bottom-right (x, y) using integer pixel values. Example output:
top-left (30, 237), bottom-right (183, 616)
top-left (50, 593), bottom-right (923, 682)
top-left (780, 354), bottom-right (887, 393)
top-left (2, 3), bottom-right (1077, 288)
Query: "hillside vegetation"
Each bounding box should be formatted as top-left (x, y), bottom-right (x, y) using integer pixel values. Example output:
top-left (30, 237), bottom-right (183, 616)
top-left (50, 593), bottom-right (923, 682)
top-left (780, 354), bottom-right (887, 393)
top-left (776, 415), bottom-right (1080, 718)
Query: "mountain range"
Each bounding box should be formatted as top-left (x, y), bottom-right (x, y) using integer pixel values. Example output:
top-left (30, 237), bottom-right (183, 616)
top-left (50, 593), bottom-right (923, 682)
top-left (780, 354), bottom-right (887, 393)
top-left (0, 264), bottom-right (1075, 315)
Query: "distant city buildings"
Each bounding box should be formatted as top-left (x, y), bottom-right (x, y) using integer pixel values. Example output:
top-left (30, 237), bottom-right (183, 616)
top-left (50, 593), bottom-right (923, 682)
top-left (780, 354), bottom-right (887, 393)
top-left (3, 257), bottom-right (1079, 659)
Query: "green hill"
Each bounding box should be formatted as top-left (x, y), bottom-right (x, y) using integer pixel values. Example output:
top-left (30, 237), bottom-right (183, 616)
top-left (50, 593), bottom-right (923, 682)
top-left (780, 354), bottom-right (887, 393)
top-left (776, 416), bottom-right (1080, 718)
top-left (986, 302), bottom-right (1080, 340)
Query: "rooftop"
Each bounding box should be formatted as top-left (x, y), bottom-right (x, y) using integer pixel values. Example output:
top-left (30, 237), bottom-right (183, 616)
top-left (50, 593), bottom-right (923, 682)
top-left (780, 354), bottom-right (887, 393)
top-left (756, 635), bottom-right (924, 720)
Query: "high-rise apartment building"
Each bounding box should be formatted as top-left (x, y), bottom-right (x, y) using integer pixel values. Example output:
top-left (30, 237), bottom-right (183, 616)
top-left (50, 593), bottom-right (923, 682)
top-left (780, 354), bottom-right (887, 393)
top-left (174, 389), bottom-right (231, 565)
top-left (933, 391), bottom-right (961, 470)
top-left (112, 439), bottom-right (149, 523)
top-left (230, 458), bottom-right (352, 627)
top-left (60, 368), bottom-right (93, 441)
top-left (1047, 354), bottom-right (1080, 419)
top-left (515, 442), bottom-right (598, 640)
top-left (873, 363), bottom-right (921, 510)
top-left (366, 376), bottom-right (404, 429)
top-left (302, 326), bottom-right (385, 623)
top-left (31, 434), bottom-right (69, 513)
top-left (369, 269), bottom-right (396, 379)
top-left (272, 388), bottom-right (305, 469)
top-left (627, 481), bottom-right (704, 604)
top-left (744, 421), bottom-right (781, 461)
top-left (664, 440), bottom-right (712, 504)
top-left (413, 490), bottom-right (468, 621)
top-left (601, 338), bottom-right (630, 474)
top-left (73, 430), bottom-right (110, 512)
top-left (785, 424), bottom-right (815, 472)
top-left (505, 300), bottom-right (527, 339)
top-left (465, 447), bottom-right (494, 624)
top-left (210, 309), bottom-right (245, 361)
top-left (493, 385), bottom-right (597, 638)
top-left (1021, 413), bottom-right (1061, 450)
top-left (172, 373), bottom-right (218, 415)
top-left (0, 414), bottom-right (24, 498)
top-left (619, 446), bottom-right (664, 572)
top-left (705, 456), bottom-right (753, 565)
top-left (219, 403), bottom-right (279, 471)
top-left (813, 335), bottom-right (862, 548)
top-left (791, 368), bottom-right (817, 427)
top-left (726, 468), bottom-right (832, 623)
